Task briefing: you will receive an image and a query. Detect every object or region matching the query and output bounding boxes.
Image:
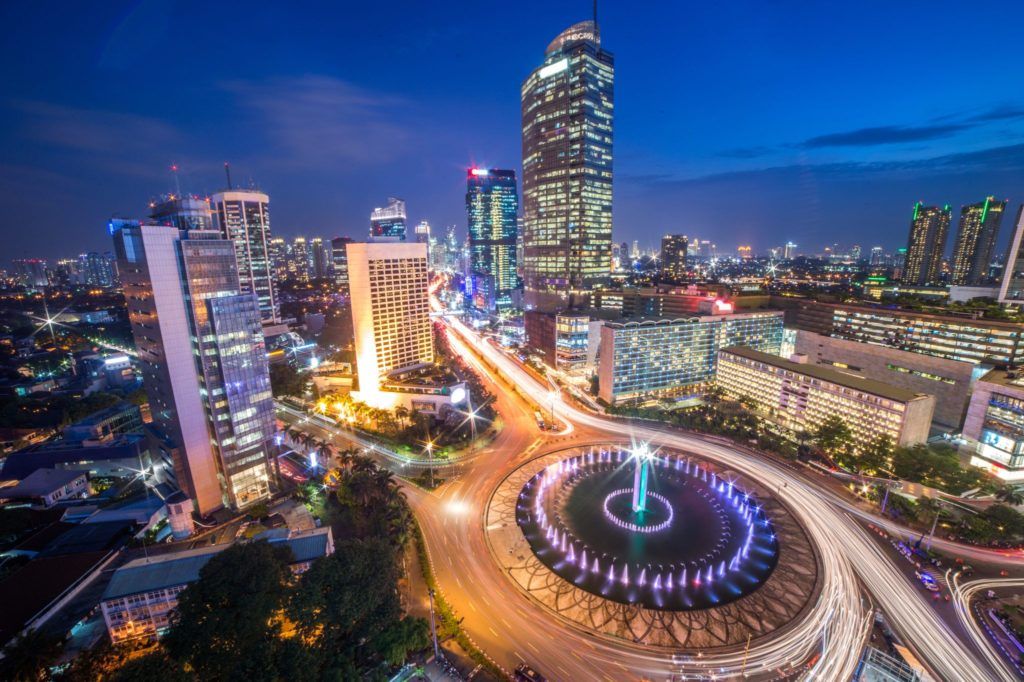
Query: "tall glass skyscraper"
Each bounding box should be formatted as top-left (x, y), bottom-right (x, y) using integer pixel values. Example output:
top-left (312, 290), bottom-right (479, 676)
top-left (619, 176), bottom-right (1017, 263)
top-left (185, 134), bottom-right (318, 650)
top-left (901, 202), bottom-right (951, 286)
top-left (210, 189), bottom-right (279, 322)
top-left (466, 168), bottom-right (520, 309)
top-left (951, 196), bottom-right (1006, 286)
top-left (112, 224), bottom-right (276, 516)
top-left (521, 20), bottom-right (614, 311)
top-left (149, 195), bottom-right (213, 232)
top-left (370, 197), bottom-right (407, 241)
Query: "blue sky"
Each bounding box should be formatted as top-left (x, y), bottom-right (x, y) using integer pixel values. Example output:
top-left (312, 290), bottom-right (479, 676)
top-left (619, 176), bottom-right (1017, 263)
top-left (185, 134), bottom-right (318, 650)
top-left (2, 1), bottom-right (1024, 260)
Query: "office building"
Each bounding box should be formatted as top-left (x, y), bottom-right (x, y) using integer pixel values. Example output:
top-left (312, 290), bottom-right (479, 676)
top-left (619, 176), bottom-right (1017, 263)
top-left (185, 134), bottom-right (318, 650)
top-left (784, 242), bottom-right (797, 260)
top-left (112, 224), bottom-right (276, 516)
top-left (288, 237), bottom-right (310, 283)
top-left (101, 528), bottom-right (334, 643)
top-left (524, 310), bottom-right (601, 373)
top-left (718, 347), bottom-right (933, 448)
top-left (951, 197), bottom-right (1006, 286)
top-left (414, 220), bottom-right (431, 244)
top-left (370, 197), bottom-right (407, 241)
top-left (466, 168), bottom-right (520, 309)
top-left (901, 202), bottom-right (951, 286)
top-left (11, 259), bottom-right (48, 288)
top-left (331, 236), bottom-right (353, 293)
top-left (597, 311), bottom-right (783, 404)
top-left (268, 237), bottom-right (288, 282)
top-left (793, 330), bottom-right (976, 428)
top-left (521, 20), bottom-right (613, 311)
top-left (210, 189), bottom-right (279, 322)
top-left (784, 299), bottom-right (1024, 366)
top-left (660, 235), bottom-right (688, 281)
top-left (310, 237), bottom-right (331, 279)
top-left (960, 367), bottom-right (1024, 481)
top-left (149, 195), bottom-right (213, 232)
top-left (998, 206), bottom-right (1024, 303)
top-left (346, 242), bottom-right (432, 406)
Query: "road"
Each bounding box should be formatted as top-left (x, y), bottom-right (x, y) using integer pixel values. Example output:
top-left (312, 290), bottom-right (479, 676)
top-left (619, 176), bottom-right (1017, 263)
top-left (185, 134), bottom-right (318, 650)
top-left (285, 310), bottom-right (1015, 680)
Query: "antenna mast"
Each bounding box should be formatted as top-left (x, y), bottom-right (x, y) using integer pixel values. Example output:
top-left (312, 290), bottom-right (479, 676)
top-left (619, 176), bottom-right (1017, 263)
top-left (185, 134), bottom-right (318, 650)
top-left (171, 164), bottom-right (182, 196)
top-left (224, 162), bottom-right (233, 190)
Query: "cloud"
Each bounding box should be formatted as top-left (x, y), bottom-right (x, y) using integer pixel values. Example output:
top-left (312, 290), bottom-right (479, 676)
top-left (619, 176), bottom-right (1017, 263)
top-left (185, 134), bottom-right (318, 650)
top-left (222, 76), bottom-right (414, 167)
top-left (967, 104), bottom-right (1024, 123)
top-left (717, 145), bottom-right (777, 159)
top-left (799, 123), bottom-right (970, 149)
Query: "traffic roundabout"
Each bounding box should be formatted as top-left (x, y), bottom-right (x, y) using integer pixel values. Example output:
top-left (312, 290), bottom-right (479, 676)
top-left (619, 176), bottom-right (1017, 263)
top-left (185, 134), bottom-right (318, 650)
top-left (486, 443), bottom-right (821, 650)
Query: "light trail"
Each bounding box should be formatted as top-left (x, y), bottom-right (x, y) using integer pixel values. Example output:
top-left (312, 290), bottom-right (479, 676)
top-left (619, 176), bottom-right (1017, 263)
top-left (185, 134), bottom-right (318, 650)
top-left (441, 312), bottom-right (1002, 681)
top-left (949, 575), bottom-right (1024, 681)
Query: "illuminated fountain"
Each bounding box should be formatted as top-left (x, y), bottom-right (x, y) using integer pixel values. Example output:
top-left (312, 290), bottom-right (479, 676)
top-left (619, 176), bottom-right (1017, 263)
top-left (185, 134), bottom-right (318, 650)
top-left (515, 444), bottom-right (779, 610)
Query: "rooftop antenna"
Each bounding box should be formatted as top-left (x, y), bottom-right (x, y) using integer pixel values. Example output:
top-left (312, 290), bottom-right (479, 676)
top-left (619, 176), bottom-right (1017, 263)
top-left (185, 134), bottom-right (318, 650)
top-left (224, 162), bottom-right (233, 190)
top-left (593, 0), bottom-right (598, 30)
top-left (170, 164), bottom-right (182, 196)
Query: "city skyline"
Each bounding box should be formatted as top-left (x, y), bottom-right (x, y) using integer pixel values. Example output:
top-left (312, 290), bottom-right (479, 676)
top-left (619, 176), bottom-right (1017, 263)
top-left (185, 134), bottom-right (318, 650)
top-left (3, 2), bottom-right (1024, 261)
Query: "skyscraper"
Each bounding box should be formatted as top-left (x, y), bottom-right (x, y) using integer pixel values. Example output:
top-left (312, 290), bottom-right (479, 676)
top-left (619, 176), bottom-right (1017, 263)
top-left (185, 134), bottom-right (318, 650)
top-left (268, 237), bottom-right (288, 282)
top-left (149, 195), bottom-right (213, 232)
top-left (331, 236), bottom-right (353, 293)
top-left (210, 189), bottom-right (279, 322)
top-left (998, 206), bottom-right (1024, 303)
top-left (310, 237), bottom-right (331, 279)
top-left (783, 242), bottom-right (797, 260)
top-left (112, 223), bottom-right (275, 515)
top-left (951, 196), bottom-right (1006, 286)
top-left (346, 242), bottom-right (432, 407)
top-left (901, 202), bottom-right (951, 286)
top-left (289, 237), bottom-right (311, 283)
top-left (78, 251), bottom-right (118, 288)
top-left (521, 19), bottom-right (613, 311)
top-left (660, 235), bottom-right (688, 281)
top-left (466, 168), bottom-right (520, 309)
top-left (370, 197), bottom-right (407, 241)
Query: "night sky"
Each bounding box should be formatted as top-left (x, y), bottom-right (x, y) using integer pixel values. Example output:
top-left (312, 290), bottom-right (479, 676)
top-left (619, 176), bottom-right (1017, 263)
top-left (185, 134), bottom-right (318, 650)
top-left (3, 1), bottom-right (1024, 261)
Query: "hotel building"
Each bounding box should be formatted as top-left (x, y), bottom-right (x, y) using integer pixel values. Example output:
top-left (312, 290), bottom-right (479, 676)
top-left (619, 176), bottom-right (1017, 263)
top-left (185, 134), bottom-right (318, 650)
top-left (717, 347), bottom-right (934, 447)
top-left (597, 311), bottom-right (783, 405)
top-left (901, 202), bottom-right (951, 286)
top-left (112, 224), bottom-right (276, 516)
top-left (370, 197), bottom-right (407, 241)
top-left (521, 20), bottom-right (614, 311)
top-left (961, 368), bottom-right (1024, 481)
top-left (346, 242), bottom-right (433, 406)
top-left (210, 189), bottom-right (279, 323)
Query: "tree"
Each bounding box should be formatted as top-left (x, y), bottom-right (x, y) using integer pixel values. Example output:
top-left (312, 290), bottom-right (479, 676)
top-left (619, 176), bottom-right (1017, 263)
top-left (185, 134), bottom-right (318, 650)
top-left (269, 363), bottom-right (307, 398)
top-left (859, 434), bottom-right (893, 475)
top-left (162, 541), bottom-right (293, 680)
top-left (374, 618), bottom-right (430, 666)
top-left (288, 538), bottom-right (414, 672)
top-left (814, 416), bottom-right (853, 462)
top-left (0, 629), bottom-right (64, 682)
top-left (996, 486), bottom-right (1024, 507)
top-left (109, 651), bottom-right (189, 682)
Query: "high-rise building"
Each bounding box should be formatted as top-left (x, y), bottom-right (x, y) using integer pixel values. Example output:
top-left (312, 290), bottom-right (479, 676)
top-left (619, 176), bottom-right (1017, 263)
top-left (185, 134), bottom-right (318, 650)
top-left (149, 195), bottom-right (213, 232)
top-left (289, 237), bottom-right (310, 283)
top-left (346, 242), bottom-right (433, 406)
top-left (78, 252), bottom-right (118, 288)
top-left (330, 236), bottom-right (353, 293)
top-left (737, 246), bottom-right (752, 259)
top-left (444, 224), bottom-right (460, 271)
top-left (268, 237), bottom-right (288, 282)
top-left (310, 237), bottom-right (331, 279)
top-left (783, 242), bottom-right (797, 260)
top-left (999, 206), bottom-right (1024, 303)
top-left (869, 246), bottom-right (885, 267)
top-left (414, 221), bottom-right (431, 244)
top-left (660, 235), bottom-right (688, 281)
top-left (951, 196), bottom-right (1006, 286)
top-left (521, 20), bottom-right (613, 311)
top-left (11, 258), bottom-right (49, 288)
top-left (210, 189), bottom-right (279, 322)
top-left (901, 202), bottom-right (951, 286)
top-left (111, 223), bottom-right (275, 515)
top-left (466, 168), bottom-right (520, 309)
top-left (370, 197), bottom-right (407, 241)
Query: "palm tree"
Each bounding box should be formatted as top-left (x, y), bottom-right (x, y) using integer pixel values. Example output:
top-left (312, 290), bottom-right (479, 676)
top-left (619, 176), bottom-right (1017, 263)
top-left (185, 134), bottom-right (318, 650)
top-left (996, 486), bottom-right (1024, 507)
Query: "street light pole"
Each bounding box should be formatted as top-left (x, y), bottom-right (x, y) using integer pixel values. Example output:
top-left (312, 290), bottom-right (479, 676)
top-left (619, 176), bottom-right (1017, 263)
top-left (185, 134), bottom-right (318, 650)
top-left (427, 587), bottom-right (440, 662)
top-left (927, 507), bottom-right (941, 551)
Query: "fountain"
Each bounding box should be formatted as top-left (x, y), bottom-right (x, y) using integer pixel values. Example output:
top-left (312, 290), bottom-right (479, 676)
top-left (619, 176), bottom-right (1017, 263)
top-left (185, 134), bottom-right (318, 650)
top-left (516, 444), bottom-right (779, 611)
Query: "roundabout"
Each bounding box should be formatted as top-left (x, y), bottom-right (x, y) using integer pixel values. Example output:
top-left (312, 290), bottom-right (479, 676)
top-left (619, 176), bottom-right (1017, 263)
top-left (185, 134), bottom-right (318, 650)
top-left (487, 443), bottom-right (820, 650)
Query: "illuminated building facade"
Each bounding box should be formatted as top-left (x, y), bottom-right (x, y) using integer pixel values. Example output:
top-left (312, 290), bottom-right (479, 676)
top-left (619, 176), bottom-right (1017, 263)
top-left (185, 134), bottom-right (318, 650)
top-left (370, 197), bottom-right (407, 241)
top-left (951, 196), bottom-right (1006, 286)
top-left (149, 195), bottom-right (213, 232)
top-left (717, 347), bottom-right (933, 448)
top-left (998, 206), bottom-right (1024, 303)
top-left (267, 237), bottom-right (288, 282)
top-left (962, 368), bottom-right (1024, 481)
top-left (597, 311), bottom-right (783, 404)
top-left (346, 242), bottom-right (433, 406)
top-left (289, 236), bottom-right (310, 283)
top-left (310, 237), bottom-right (331, 279)
top-left (660, 235), bottom-right (688, 281)
top-left (210, 189), bottom-right (279, 322)
top-left (112, 223), bottom-right (275, 515)
top-left (521, 20), bottom-right (613, 311)
top-left (737, 245), bottom-right (752, 259)
top-left (901, 202), bottom-right (951, 286)
top-left (331, 236), bottom-right (353, 293)
top-left (466, 168), bottom-right (520, 309)
top-left (78, 251), bottom-right (118, 288)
